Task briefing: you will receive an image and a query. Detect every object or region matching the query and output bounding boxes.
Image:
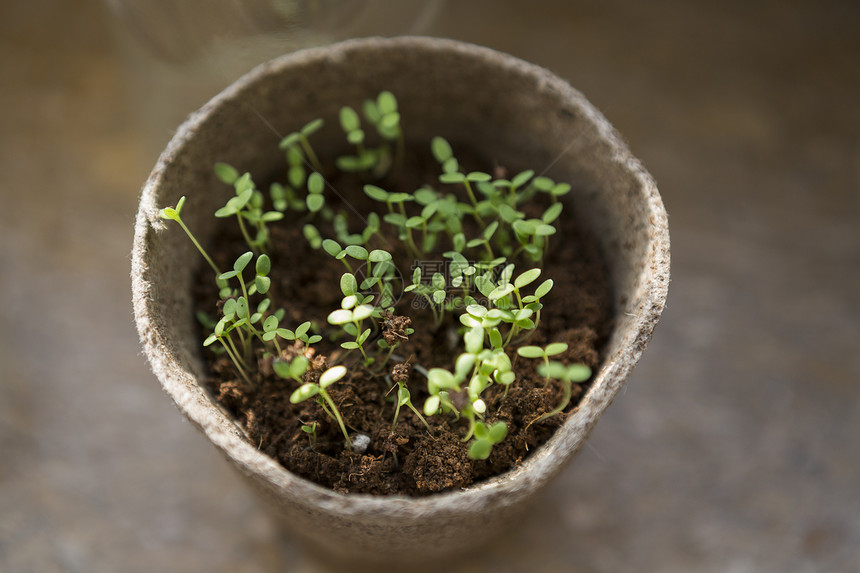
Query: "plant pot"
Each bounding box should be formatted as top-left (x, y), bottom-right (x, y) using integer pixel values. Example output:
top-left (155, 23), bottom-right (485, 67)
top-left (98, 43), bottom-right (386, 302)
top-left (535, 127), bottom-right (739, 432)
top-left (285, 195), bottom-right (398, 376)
top-left (132, 36), bottom-right (669, 566)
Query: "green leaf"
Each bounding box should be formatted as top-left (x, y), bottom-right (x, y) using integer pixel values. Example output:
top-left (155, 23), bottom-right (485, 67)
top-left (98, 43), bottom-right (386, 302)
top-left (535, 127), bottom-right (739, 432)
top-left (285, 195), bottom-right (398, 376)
top-left (377, 91), bottom-right (398, 114)
top-left (483, 220), bottom-right (499, 240)
top-left (218, 269), bottom-right (239, 281)
top-left (474, 275), bottom-right (495, 298)
top-left (234, 251), bottom-right (253, 272)
top-left (517, 346), bottom-right (544, 358)
top-left (352, 304), bottom-right (373, 322)
top-left (545, 342), bottom-right (569, 356)
top-left (255, 275), bottom-right (271, 294)
top-left (455, 354), bottom-right (476, 379)
top-left (287, 164), bottom-right (305, 189)
top-left (534, 223), bottom-right (557, 236)
top-left (489, 328), bottom-right (503, 349)
top-left (272, 359), bottom-right (291, 379)
top-left (466, 304), bottom-right (487, 318)
top-left (277, 328), bottom-right (296, 340)
top-left (290, 383), bottom-right (319, 403)
top-left (514, 268), bottom-right (541, 289)
top-left (368, 249), bottom-right (392, 262)
top-left (307, 335), bottom-right (322, 344)
top-left (320, 365), bottom-right (347, 389)
top-left (340, 273), bottom-right (358, 296)
top-left (300, 118), bottom-right (324, 136)
top-left (339, 106), bottom-right (360, 132)
top-left (253, 255), bottom-right (270, 276)
top-left (344, 245), bottom-right (369, 260)
top-left (347, 129), bottom-right (365, 145)
top-left (442, 157), bottom-right (459, 174)
top-left (534, 279), bottom-right (554, 299)
top-left (427, 368), bottom-right (457, 393)
top-left (279, 132), bottom-right (300, 150)
top-left (469, 439), bottom-right (492, 460)
top-left (432, 290), bottom-right (446, 304)
top-left (488, 283), bottom-right (515, 301)
top-left (488, 421), bottom-right (508, 443)
top-left (303, 224), bottom-right (322, 249)
top-left (295, 321), bottom-right (311, 338)
top-left (467, 171), bottom-right (492, 182)
top-left (341, 341), bottom-right (360, 350)
top-left (473, 421), bottom-right (489, 440)
top-left (512, 219), bottom-right (536, 236)
top-left (551, 182), bottom-right (572, 197)
top-left (364, 184), bottom-right (389, 202)
top-left (328, 309), bottom-right (353, 325)
top-left (542, 202), bottom-right (563, 224)
top-left (424, 395), bottom-right (441, 416)
top-left (308, 172), bottom-right (324, 194)
top-left (263, 315), bottom-right (278, 332)
top-left (290, 356), bottom-right (309, 379)
top-left (380, 112), bottom-right (400, 130)
top-left (566, 364), bottom-right (592, 382)
top-left (439, 172), bottom-right (466, 184)
top-left (306, 194), bottom-right (325, 212)
top-left (363, 99), bottom-right (381, 123)
top-left (533, 176), bottom-right (554, 191)
top-left (358, 328), bottom-right (371, 345)
top-left (322, 239), bottom-right (342, 257)
top-left (511, 169), bottom-right (534, 188)
top-left (341, 295), bottom-right (357, 309)
top-left (214, 162), bottom-right (239, 184)
top-left (159, 207), bottom-right (179, 221)
top-left (431, 136), bottom-right (453, 163)
top-left (497, 371), bottom-right (516, 386)
top-left (538, 361), bottom-right (567, 380)
top-left (464, 326), bottom-right (483, 354)
top-left (406, 216), bottom-right (424, 228)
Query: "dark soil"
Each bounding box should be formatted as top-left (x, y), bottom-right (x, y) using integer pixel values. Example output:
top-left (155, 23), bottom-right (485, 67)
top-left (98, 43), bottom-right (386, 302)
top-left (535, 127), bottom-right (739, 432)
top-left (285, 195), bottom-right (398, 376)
top-left (194, 142), bottom-right (614, 496)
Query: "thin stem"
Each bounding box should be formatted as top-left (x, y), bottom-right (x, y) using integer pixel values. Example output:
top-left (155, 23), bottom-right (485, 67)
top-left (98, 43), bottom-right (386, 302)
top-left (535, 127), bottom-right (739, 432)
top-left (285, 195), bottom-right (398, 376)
top-left (219, 338), bottom-right (252, 387)
top-left (319, 388), bottom-right (352, 449)
top-left (175, 217), bottom-right (221, 276)
top-left (462, 181), bottom-right (486, 226)
top-left (235, 214), bottom-right (257, 255)
top-left (405, 400), bottom-right (431, 431)
top-left (299, 137), bottom-right (323, 173)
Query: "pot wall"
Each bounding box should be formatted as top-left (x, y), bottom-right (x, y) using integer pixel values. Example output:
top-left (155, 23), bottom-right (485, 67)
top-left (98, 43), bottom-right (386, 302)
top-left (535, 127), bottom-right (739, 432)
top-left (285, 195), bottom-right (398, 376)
top-left (132, 36), bottom-right (669, 564)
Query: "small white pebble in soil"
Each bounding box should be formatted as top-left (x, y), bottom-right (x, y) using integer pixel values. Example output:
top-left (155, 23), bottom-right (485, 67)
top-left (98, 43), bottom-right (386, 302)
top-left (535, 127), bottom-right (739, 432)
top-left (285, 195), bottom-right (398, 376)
top-left (351, 433), bottom-right (371, 454)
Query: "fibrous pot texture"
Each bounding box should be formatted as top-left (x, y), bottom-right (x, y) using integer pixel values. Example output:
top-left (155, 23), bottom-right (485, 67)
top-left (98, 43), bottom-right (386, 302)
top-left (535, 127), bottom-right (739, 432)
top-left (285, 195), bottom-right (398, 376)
top-left (132, 36), bottom-right (669, 564)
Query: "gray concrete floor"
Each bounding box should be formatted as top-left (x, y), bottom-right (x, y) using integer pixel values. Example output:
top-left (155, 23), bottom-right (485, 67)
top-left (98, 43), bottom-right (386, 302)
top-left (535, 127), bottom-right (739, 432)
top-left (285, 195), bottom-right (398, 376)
top-left (1, 0), bottom-right (858, 571)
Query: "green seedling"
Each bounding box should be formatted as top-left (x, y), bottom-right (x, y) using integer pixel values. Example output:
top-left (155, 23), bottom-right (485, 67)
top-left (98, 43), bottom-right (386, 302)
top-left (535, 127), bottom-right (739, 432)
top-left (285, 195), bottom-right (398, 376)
top-left (390, 380), bottom-right (431, 432)
top-left (289, 365), bottom-right (352, 448)
top-left (516, 342), bottom-right (569, 383)
top-left (528, 361), bottom-right (592, 427)
top-left (279, 118), bottom-right (324, 173)
top-left (161, 89), bottom-right (583, 463)
top-left (159, 196), bottom-right (221, 277)
top-left (469, 421), bottom-right (508, 460)
top-left (301, 420), bottom-right (319, 446)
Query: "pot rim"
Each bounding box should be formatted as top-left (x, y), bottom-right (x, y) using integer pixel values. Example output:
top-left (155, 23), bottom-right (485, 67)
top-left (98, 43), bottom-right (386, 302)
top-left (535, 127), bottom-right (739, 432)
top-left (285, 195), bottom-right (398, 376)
top-left (132, 35), bottom-right (669, 517)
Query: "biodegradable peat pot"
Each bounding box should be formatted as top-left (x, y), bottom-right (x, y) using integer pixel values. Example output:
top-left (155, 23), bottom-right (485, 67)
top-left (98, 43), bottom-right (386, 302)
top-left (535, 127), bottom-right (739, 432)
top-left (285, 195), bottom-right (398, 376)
top-left (132, 36), bottom-right (669, 566)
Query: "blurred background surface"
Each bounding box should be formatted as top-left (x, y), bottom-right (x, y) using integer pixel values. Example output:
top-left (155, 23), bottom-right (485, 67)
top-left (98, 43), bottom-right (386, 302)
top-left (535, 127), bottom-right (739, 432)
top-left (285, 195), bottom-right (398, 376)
top-left (1, 0), bottom-right (858, 571)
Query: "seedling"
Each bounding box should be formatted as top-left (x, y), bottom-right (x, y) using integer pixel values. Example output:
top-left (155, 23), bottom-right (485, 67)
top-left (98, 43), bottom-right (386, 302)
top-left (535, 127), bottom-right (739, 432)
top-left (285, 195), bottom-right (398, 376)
top-left (528, 361), bottom-right (592, 428)
top-left (301, 420), bottom-right (319, 446)
top-left (516, 342), bottom-right (569, 383)
top-left (469, 421), bottom-right (508, 460)
top-left (160, 90), bottom-right (589, 468)
top-left (289, 365), bottom-right (352, 448)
